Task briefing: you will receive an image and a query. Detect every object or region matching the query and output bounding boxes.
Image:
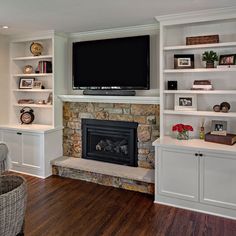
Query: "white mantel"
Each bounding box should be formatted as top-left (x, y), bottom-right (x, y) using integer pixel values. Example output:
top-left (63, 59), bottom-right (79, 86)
top-left (58, 95), bottom-right (160, 104)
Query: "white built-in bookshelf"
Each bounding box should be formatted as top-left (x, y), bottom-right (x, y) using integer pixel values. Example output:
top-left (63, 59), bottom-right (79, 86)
top-left (9, 33), bottom-right (68, 130)
top-left (153, 8), bottom-right (236, 219)
top-left (158, 14), bottom-right (236, 140)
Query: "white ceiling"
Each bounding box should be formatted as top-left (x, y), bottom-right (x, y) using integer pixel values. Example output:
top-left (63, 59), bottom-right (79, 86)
top-left (0, 0), bottom-right (235, 35)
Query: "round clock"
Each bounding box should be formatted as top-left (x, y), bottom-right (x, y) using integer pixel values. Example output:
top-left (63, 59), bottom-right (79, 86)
top-left (30, 42), bottom-right (43, 56)
top-left (20, 107), bottom-right (34, 124)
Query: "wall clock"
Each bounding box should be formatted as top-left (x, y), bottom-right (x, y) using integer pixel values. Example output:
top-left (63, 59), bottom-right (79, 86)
top-left (20, 107), bottom-right (35, 124)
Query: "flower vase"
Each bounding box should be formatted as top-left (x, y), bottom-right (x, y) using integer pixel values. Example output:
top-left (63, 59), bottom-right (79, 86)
top-left (177, 131), bottom-right (189, 140)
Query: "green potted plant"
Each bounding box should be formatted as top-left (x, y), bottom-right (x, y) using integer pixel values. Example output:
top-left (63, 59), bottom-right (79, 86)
top-left (202, 50), bottom-right (218, 68)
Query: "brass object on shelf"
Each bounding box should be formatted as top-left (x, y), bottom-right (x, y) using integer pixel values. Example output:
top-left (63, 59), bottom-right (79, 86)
top-left (30, 42), bottom-right (43, 56)
top-left (23, 65), bottom-right (33, 74)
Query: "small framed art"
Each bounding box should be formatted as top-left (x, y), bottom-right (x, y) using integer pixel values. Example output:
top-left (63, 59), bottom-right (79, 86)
top-left (210, 120), bottom-right (227, 136)
top-left (174, 54), bottom-right (194, 69)
top-left (219, 54), bottom-right (236, 65)
top-left (33, 81), bottom-right (42, 89)
top-left (175, 94), bottom-right (197, 111)
top-left (19, 78), bottom-right (35, 89)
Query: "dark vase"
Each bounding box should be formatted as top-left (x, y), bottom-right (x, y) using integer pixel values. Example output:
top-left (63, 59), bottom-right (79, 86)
top-left (206, 61), bottom-right (214, 68)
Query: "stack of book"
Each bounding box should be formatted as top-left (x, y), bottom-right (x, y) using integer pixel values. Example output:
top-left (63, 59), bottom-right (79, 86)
top-left (37, 61), bottom-right (52, 73)
top-left (192, 80), bottom-right (213, 90)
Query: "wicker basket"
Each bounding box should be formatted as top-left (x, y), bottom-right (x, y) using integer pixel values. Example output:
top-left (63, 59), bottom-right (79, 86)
top-left (0, 175), bottom-right (27, 236)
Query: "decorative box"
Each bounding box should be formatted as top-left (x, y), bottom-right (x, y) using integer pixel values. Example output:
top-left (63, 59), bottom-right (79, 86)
top-left (186, 35), bottom-right (219, 45)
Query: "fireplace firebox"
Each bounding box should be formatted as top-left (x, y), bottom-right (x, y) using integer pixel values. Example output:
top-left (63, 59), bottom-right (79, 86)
top-left (82, 119), bottom-right (138, 166)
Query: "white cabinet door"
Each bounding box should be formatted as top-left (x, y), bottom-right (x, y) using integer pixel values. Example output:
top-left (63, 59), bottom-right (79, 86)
top-left (22, 133), bottom-right (42, 169)
top-left (159, 148), bottom-right (199, 201)
top-left (3, 130), bottom-right (22, 165)
top-left (200, 153), bottom-right (236, 210)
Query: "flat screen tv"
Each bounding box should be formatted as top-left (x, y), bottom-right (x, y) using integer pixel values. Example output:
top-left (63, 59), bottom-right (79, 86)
top-left (72, 35), bottom-right (150, 90)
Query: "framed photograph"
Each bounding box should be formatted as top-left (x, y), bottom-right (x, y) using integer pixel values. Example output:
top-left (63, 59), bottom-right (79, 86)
top-left (174, 54), bottom-right (194, 69)
top-left (219, 54), bottom-right (236, 65)
top-left (175, 94), bottom-right (197, 111)
top-left (211, 120), bottom-right (227, 136)
top-left (33, 81), bottom-right (42, 89)
top-left (19, 78), bottom-right (34, 89)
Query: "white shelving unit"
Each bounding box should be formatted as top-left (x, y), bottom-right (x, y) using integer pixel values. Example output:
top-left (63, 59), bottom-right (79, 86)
top-left (10, 37), bottom-right (54, 126)
top-left (154, 8), bottom-right (236, 219)
top-left (0, 31), bottom-right (68, 177)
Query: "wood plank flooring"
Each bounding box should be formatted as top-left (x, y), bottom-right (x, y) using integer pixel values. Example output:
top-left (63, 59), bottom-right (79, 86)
top-left (15, 174), bottom-right (236, 236)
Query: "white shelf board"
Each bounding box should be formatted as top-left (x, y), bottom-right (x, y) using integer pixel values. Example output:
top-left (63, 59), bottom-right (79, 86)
top-left (0, 124), bottom-right (60, 133)
top-left (164, 110), bottom-right (236, 117)
top-left (153, 136), bottom-right (236, 155)
top-left (164, 68), bottom-right (236, 73)
top-left (12, 89), bottom-right (53, 92)
top-left (164, 42), bottom-right (236, 51)
top-left (164, 90), bottom-right (236, 94)
top-left (12, 73), bottom-right (53, 77)
top-left (14, 104), bottom-right (53, 108)
top-left (58, 95), bottom-right (160, 104)
top-left (12, 55), bottom-right (53, 61)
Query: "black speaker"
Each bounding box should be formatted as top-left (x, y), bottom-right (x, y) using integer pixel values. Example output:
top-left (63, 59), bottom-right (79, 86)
top-left (167, 81), bottom-right (177, 90)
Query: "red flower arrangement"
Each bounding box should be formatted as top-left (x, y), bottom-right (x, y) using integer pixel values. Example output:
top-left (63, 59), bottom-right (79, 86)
top-left (172, 124), bottom-right (194, 132)
top-left (172, 124), bottom-right (193, 140)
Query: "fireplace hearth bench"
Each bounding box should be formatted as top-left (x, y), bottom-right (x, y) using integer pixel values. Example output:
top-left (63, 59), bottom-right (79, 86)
top-left (51, 156), bottom-right (154, 194)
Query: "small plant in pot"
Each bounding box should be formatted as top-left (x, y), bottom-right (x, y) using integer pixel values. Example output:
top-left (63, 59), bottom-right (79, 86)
top-left (202, 50), bottom-right (218, 68)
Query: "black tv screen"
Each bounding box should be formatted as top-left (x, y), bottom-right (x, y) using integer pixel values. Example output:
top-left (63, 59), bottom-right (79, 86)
top-left (72, 35), bottom-right (150, 90)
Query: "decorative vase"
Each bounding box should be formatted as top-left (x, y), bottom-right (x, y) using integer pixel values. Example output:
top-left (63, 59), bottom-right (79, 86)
top-left (206, 61), bottom-right (214, 68)
top-left (177, 131), bottom-right (189, 140)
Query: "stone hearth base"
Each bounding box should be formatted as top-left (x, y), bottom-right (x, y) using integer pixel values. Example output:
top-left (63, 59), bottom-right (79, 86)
top-left (51, 157), bottom-right (154, 194)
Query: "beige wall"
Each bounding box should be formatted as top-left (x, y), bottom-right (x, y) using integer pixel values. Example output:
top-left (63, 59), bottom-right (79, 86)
top-left (0, 34), bottom-right (9, 124)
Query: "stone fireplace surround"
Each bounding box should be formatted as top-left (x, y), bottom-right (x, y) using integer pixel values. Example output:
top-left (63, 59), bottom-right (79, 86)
top-left (52, 100), bottom-right (159, 194)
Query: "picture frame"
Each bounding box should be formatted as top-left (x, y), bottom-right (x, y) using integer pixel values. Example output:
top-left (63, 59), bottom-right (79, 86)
top-left (219, 54), bottom-right (236, 65)
top-left (174, 54), bottom-right (194, 69)
top-left (19, 78), bottom-right (35, 89)
top-left (175, 94), bottom-right (197, 111)
top-left (33, 81), bottom-right (42, 89)
top-left (211, 120), bottom-right (227, 136)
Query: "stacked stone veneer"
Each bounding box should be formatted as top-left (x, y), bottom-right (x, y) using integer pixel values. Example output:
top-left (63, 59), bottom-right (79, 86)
top-left (63, 102), bottom-right (159, 169)
top-left (55, 102), bottom-right (159, 194)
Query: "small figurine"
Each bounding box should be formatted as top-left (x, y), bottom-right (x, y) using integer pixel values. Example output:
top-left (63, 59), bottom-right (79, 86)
top-left (213, 104), bottom-right (220, 112)
top-left (220, 102), bottom-right (230, 113)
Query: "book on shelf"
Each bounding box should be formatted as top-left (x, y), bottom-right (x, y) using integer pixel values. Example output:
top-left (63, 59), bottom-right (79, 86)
top-left (37, 61), bottom-right (52, 73)
top-left (192, 80), bottom-right (212, 90)
top-left (210, 130), bottom-right (227, 136)
top-left (192, 85), bottom-right (213, 90)
top-left (193, 80), bottom-right (211, 85)
top-left (205, 132), bottom-right (236, 145)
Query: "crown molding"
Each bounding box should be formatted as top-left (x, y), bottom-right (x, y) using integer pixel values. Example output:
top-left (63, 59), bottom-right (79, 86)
top-left (155, 6), bottom-right (236, 25)
top-left (10, 30), bottom-right (56, 42)
top-left (69, 24), bottom-right (159, 40)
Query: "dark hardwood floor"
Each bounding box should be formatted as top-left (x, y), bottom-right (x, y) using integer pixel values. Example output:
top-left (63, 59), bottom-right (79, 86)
top-left (15, 173), bottom-right (236, 236)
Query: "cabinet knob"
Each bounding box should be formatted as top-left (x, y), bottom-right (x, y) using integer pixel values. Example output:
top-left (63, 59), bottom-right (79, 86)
top-left (199, 153), bottom-right (203, 157)
top-left (17, 132), bottom-right (22, 135)
top-left (195, 153), bottom-right (198, 156)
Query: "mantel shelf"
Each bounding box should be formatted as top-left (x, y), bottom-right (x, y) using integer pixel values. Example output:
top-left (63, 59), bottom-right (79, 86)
top-left (58, 95), bottom-right (160, 105)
